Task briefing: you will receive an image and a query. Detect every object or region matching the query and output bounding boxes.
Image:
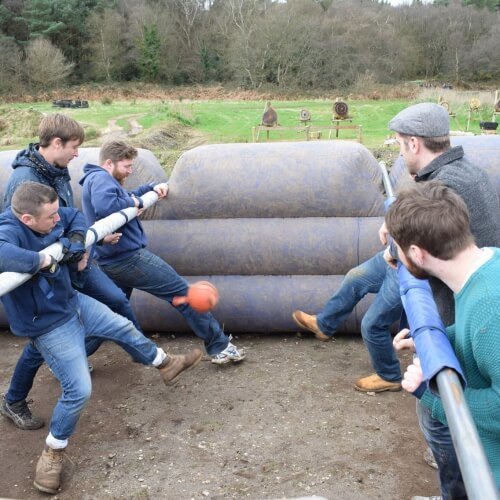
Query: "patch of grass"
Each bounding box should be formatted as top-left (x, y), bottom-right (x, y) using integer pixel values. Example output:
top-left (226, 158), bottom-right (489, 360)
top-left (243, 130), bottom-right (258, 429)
top-left (0, 107), bottom-right (43, 147)
top-left (116, 118), bottom-right (129, 130)
top-left (1, 90), bottom-right (498, 153)
top-left (82, 125), bottom-right (99, 141)
top-left (187, 99), bottom-right (410, 147)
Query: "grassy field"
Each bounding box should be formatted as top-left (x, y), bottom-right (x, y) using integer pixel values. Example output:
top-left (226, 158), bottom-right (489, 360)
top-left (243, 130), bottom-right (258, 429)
top-left (0, 90), bottom-right (497, 158)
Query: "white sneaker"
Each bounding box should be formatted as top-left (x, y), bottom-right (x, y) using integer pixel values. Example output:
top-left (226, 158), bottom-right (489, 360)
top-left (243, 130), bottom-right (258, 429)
top-left (211, 342), bottom-right (246, 365)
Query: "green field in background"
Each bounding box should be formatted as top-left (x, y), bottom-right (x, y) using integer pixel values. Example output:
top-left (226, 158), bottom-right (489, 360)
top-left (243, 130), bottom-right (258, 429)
top-left (1, 97), bottom-right (496, 152)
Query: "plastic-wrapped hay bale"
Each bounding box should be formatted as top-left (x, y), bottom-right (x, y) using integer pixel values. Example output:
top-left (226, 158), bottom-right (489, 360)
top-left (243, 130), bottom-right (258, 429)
top-left (156, 141), bottom-right (385, 219)
top-left (143, 217), bottom-right (383, 277)
top-left (0, 141), bottom-right (389, 333)
top-left (132, 141), bottom-right (388, 333)
top-left (129, 275), bottom-right (375, 334)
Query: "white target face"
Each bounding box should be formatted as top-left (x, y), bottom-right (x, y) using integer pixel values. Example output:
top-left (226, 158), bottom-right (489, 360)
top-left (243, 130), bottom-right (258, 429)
top-left (300, 109), bottom-right (311, 121)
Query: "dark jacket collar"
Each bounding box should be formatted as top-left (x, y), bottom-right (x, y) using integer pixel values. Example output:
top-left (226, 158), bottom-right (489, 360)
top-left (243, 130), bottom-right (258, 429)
top-left (415, 146), bottom-right (464, 182)
top-left (13, 143), bottom-right (72, 182)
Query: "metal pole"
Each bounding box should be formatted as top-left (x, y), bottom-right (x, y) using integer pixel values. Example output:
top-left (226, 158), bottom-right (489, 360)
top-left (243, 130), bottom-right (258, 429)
top-left (378, 161), bottom-right (394, 199)
top-left (436, 370), bottom-right (499, 500)
top-left (0, 189), bottom-right (162, 297)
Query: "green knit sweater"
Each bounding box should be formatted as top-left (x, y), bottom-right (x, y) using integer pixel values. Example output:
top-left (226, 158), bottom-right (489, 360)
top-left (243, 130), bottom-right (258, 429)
top-left (421, 248), bottom-right (500, 487)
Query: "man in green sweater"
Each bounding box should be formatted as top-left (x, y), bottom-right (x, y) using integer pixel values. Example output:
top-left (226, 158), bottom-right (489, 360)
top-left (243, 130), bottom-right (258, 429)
top-left (389, 181), bottom-right (500, 499)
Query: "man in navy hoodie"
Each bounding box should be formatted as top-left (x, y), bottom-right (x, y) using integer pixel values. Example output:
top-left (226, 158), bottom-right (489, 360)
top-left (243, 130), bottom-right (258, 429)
top-left (80, 140), bottom-right (245, 364)
top-left (1, 114), bottom-right (140, 432)
top-left (0, 182), bottom-right (202, 494)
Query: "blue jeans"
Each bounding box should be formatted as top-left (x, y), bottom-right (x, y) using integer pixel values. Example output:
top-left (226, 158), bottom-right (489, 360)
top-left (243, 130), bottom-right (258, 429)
top-left (317, 251), bottom-right (403, 382)
top-left (33, 292), bottom-right (157, 441)
top-left (417, 401), bottom-right (467, 500)
top-left (6, 263), bottom-right (140, 404)
top-left (100, 248), bottom-right (229, 355)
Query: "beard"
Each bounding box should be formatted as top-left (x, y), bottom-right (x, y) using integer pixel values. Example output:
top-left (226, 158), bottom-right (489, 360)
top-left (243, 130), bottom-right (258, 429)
top-left (404, 255), bottom-right (431, 280)
top-left (111, 167), bottom-right (127, 185)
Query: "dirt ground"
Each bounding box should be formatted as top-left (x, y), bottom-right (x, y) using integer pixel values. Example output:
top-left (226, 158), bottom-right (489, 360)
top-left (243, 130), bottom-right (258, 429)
top-left (0, 331), bottom-right (439, 500)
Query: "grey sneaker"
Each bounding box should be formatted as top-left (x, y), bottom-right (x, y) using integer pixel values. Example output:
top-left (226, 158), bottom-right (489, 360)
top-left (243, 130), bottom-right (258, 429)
top-left (0, 396), bottom-right (45, 430)
top-left (212, 342), bottom-right (246, 365)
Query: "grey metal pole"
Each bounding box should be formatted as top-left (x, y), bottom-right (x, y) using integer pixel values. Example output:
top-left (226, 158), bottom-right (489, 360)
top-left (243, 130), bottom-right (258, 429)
top-left (436, 370), bottom-right (499, 500)
top-left (378, 161), bottom-right (394, 199)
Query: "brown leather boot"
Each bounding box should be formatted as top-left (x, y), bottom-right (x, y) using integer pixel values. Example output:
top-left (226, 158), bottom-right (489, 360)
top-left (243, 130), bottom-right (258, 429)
top-left (33, 446), bottom-right (64, 494)
top-left (354, 373), bottom-right (402, 393)
top-left (158, 348), bottom-right (203, 386)
top-left (292, 310), bottom-right (331, 341)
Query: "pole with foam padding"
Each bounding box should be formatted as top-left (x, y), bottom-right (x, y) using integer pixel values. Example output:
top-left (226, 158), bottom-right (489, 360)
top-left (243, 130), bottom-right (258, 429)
top-left (0, 190), bottom-right (161, 297)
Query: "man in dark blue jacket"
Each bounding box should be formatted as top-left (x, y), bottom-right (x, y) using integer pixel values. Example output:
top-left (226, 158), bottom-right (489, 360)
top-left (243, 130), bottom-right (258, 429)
top-left (0, 182), bottom-right (202, 494)
top-left (1, 114), bottom-right (140, 431)
top-left (80, 140), bottom-right (246, 364)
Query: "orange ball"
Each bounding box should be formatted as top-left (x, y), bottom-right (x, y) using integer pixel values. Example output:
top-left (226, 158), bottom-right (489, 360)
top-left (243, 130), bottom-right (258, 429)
top-left (186, 281), bottom-right (219, 313)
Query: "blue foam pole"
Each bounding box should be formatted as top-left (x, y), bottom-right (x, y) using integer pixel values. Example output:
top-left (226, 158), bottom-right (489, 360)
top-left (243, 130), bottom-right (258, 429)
top-left (398, 263), bottom-right (465, 394)
top-left (378, 161), bottom-right (464, 393)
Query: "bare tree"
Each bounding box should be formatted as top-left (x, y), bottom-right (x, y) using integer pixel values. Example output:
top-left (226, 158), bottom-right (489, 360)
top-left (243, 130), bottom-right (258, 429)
top-left (0, 36), bottom-right (23, 93)
top-left (24, 38), bottom-right (73, 89)
top-left (169, 0), bottom-right (205, 50)
top-left (2, 0), bottom-right (499, 91)
top-left (86, 9), bottom-right (128, 82)
top-left (225, 0), bottom-right (273, 87)
top-left (254, 0), bottom-right (321, 88)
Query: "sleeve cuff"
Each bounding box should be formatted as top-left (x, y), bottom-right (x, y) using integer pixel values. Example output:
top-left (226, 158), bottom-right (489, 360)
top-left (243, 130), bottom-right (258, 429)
top-left (412, 382), bottom-right (427, 399)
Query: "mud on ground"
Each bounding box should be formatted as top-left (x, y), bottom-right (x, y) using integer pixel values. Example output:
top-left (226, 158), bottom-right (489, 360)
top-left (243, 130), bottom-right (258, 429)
top-left (0, 332), bottom-right (439, 500)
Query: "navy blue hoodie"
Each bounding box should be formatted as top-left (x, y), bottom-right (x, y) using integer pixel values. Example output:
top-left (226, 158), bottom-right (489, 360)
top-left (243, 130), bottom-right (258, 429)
top-left (3, 144), bottom-right (74, 210)
top-left (79, 163), bottom-right (154, 265)
top-left (0, 207), bottom-right (87, 337)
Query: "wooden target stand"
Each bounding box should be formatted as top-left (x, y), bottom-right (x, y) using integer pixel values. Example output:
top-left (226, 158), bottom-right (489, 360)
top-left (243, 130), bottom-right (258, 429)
top-left (327, 101), bottom-right (361, 141)
top-left (252, 123), bottom-right (363, 143)
top-left (466, 98), bottom-right (481, 132)
top-left (438, 99), bottom-right (462, 131)
top-left (327, 119), bottom-right (361, 141)
top-left (252, 102), bottom-right (362, 143)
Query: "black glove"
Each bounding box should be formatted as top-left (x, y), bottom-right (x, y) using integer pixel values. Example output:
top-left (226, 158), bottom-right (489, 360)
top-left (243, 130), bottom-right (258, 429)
top-left (60, 232), bottom-right (86, 264)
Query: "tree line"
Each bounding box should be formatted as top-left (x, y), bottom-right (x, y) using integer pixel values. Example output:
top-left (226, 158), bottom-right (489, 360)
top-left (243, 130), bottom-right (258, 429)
top-left (0, 0), bottom-right (499, 95)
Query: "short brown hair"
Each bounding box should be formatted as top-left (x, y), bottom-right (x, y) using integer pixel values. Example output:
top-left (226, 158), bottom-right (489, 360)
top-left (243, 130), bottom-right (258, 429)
top-left (399, 133), bottom-right (450, 153)
top-left (11, 182), bottom-right (58, 217)
top-left (421, 135), bottom-right (451, 153)
top-left (385, 181), bottom-right (474, 260)
top-left (38, 113), bottom-right (85, 147)
top-left (99, 140), bottom-right (138, 164)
